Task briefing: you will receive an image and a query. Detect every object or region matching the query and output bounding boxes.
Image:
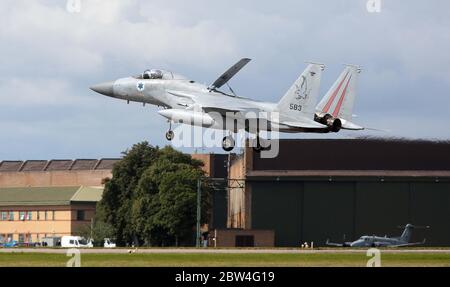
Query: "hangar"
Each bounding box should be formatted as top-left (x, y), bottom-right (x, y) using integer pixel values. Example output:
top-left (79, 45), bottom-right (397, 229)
top-left (227, 139), bottom-right (450, 247)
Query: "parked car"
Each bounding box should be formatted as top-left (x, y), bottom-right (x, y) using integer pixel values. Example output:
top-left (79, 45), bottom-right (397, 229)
top-left (61, 236), bottom-right (93, 248)
top-left (104, 238), bottom-right (116, 248)
top-left (3, 240), bottom-right (18, 248)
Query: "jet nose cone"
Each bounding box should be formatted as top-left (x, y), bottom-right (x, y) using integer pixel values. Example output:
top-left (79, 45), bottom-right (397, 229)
top-left (90, 81), bottom-right (115, 97)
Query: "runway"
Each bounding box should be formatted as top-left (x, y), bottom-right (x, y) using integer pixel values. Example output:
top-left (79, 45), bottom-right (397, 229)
top-left (1, 248), bottom-right (450, 254)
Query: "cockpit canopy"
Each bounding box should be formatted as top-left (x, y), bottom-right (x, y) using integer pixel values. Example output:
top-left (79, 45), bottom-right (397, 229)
top-left (143, 69), bottom-right (163, 79)
top-left (135, 69), bottom-right (187, 80)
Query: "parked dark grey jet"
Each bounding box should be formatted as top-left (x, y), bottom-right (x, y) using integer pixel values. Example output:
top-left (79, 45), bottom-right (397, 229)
top-left (326, 224), bottom-right (429, 247)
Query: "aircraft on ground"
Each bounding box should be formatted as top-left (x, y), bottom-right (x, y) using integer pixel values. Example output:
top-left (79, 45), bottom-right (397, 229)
top-left (90, 59), bottom-right (365, 151)
top-left (326, 224), bottom-right (429, 247)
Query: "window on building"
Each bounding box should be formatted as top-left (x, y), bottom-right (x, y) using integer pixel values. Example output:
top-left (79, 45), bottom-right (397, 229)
top-left (1, 211), bottom-right (7, 221)
top-left (76, 210), bottom-right (85, 221)
top-left (7, 234), bottom-right (13, 242)
top-left (44, 210), bottom-right (48, 221)
top-left (0, 234), bottom-right (4, 243)
top-left (18, 234), bottom-right (25, 243)
top-left (9, 211), bottom-right (14, 221)
top-left (27, 211), bottom-right (32, 221)
top-left (52, 211), bottom-right (56, 221)
top-left (19, 211), bottom-right (26, 221)
top-left (26, 233), bottom-right (32, 243)
top-left (37, 211), bottom-right (40, 221)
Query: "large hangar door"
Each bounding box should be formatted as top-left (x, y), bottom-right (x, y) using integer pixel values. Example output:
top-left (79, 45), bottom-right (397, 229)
top-left (355, 182), bottom-right (409, 240)
top-left (251, 182), bottom-right (302, 247)
top-left (410, 182), bottom-right (450, 246)
top-left (302, 182), bottom-right (355, 246)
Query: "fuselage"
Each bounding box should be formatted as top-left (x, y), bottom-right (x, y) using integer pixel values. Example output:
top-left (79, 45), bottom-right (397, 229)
top-left (112, 76), bottom-right (277, 111)
top-left (350, 236), bottom-right (405, 247)
top-left (91, 72), bottom-right (325, 134)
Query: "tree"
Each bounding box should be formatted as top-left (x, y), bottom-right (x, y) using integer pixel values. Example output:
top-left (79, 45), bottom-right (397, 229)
top-left (98, 141), bottom-right (159, 246)
top-left (98, 143), bottom-right (210, 247)
top-left (131, 146), bottom-right (210, 246)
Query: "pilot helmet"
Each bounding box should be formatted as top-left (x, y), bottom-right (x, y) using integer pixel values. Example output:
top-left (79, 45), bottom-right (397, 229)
top-left (143, 69), bottom-right (163, 79)
top-left (143, 70), bottom-right (151, 79)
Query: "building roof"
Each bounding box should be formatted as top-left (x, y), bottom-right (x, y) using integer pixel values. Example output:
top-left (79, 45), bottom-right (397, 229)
top-left (71, 159), bottom-right (98, 170)
top-left (0, 159), bottom-right (121, 172)
top-left (94, 159), bottom-right (119, 170)
top-left (45, 160), bottom-right (73, 171)
top-left (0, 161), bottom-right (23, 172)
top-left (21, 160), bottom-right (48, 172)
top-left (0, 186), bottom-right (103, 206)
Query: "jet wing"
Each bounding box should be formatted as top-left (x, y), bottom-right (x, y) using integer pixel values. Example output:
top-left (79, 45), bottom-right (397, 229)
top-left (167, 90), bottom-right (258, 114)
top-left (209, 58), bottom-right (251, 90)
top-left (326, 239), bottom-right (345, 247)
top-left (325, 239), bottom-right (352, 247)
top-left (202, 106), bottom-right (252, 114)
top-left (166, 90), bottom-right (195, 107)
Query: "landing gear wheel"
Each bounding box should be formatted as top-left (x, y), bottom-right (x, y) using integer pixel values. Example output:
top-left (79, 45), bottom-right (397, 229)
top-left (166, 130), bottom-right (175, 141)
top-left (252, 137), bottom-right (272, 153)
top-left (253, 141), bottom-right (263, 153)
top-left (222, 136), bottom-right (235, 152)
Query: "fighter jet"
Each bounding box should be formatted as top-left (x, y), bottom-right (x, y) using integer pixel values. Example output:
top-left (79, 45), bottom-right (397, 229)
top-left (326, 224), bottom-right (429, 248)
top-left (90, 59), bottom-right (363, 151)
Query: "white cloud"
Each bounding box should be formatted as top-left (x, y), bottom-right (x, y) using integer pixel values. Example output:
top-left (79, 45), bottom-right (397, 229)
top-left (0, 78), bottom-right (78, 106)
top-left (1, 0), bottom-right (450, 159)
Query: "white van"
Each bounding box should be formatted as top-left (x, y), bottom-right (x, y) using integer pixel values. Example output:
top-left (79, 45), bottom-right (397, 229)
top-left (61, 236), bottom-right (93, 248)
top-left (104, 238), bottom-right (116, 248)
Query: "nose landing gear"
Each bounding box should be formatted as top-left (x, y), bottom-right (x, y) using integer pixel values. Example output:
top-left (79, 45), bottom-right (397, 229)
top-left (165, 121), bottom-right (174, 141)
top-left (166, 131), bottom-right (174, 141)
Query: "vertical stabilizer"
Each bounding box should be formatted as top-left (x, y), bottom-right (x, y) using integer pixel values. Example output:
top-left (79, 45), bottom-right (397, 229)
top-left (316, 65), bottom-right (361, 121)
top-left (277, 63), bottom-right (325, 120)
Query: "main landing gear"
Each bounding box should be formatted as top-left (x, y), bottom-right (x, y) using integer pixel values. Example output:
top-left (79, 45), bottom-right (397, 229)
top-left (222, 135), bottom-right (235, 152)
top-left (221, 134), bottom-right (272, 152)
top-left (252, 136), bottom-right (272, 153)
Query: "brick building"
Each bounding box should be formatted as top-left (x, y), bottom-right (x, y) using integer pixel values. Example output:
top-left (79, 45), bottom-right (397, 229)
top-left (0, 159), bottom-right (119, 244)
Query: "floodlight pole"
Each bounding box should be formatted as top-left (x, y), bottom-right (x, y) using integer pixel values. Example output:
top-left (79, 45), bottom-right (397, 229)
top-left (196, 178), bottom-right (201, 248)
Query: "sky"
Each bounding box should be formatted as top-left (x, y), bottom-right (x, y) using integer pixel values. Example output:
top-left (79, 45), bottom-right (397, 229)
top-left (0, 0), bottom-right (449, 160)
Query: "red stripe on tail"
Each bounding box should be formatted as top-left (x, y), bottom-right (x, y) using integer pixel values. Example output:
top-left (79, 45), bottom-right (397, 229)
top-left (322, 72), bottom-right (349, 113)
top-left (332, 75), bottom-right (352, 118)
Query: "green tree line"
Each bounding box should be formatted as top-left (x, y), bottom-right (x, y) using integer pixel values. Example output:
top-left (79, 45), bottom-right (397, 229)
top-left (80, 142), bottom-right (211, 247)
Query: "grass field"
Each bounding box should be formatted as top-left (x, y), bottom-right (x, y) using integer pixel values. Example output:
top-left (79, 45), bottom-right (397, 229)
top-left (0, 252), bottom-right (449, 267)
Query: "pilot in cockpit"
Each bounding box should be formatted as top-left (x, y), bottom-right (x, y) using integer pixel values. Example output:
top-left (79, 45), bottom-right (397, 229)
top-left (143, 69), bottom-right (163, 79)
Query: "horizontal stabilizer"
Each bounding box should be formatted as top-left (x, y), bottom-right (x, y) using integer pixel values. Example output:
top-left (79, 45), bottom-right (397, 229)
top-left (388, 239), bottom-right (426, 248)
top-left (281, 119), bottom-right (327, 129)
top-left (341, 119), bottom-right (365, 130)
